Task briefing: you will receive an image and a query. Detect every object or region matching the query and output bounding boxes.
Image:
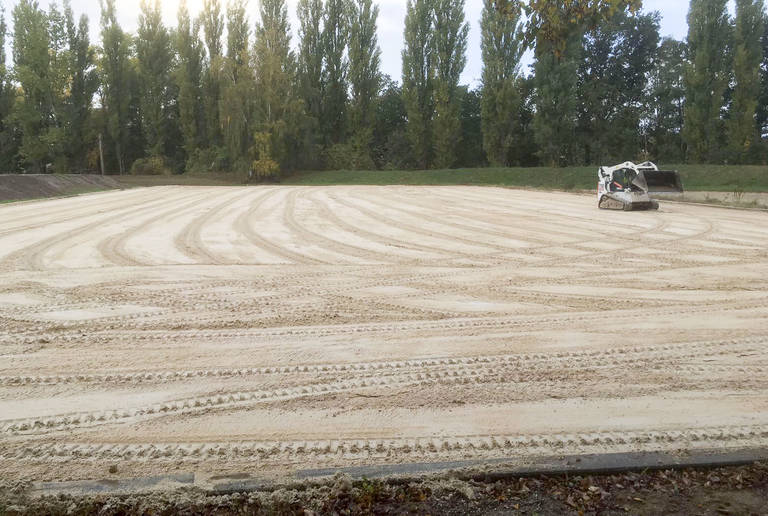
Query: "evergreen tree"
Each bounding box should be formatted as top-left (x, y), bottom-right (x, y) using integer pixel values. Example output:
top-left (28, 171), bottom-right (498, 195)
top-left (322, 0), bottom-right (350, 145)
top-left (297, 0), bottom-right (324, 167)
top-left (0, 7), bottom-right (19, 171)
top-left (64, 2), bottom-right (98, 172)
top-left (683, 0), bottom-right (732, 163)
top-left (99, 0), bottom-right (135, 174)
top-left (136, 0), bottom-right (174, 159)
top-left (648, 38), bottom-right (687, 162)
top-left (201, 0), bottom-right (225, 150)
top-left (252, 0), bottom-right (299, 176)
top-left (432, 0), bottom-right (469, 169)
top-left (480, 0), bottom-right (524, 166)
top-left (220, 0), bottom-right (253, 171)
top-left (348, 0), bottom-right (382, 168)
top-left (727, 0), bottom-right (765, 163)
top-left (402, 0), bottom-right (435, 169)
top-left (176, 0), bottom-right (205, 166)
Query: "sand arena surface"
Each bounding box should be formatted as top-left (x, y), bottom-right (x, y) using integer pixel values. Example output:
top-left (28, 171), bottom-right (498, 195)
top-left (1, 185), bottom-right (767, 482)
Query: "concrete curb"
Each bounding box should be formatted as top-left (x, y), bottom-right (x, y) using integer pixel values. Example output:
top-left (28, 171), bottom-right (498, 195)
top-left (29, 447), bottom-right (768, 497)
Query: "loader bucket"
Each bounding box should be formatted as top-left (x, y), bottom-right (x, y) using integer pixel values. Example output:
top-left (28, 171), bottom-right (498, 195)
top-left (643, 170), bottom-right (684, 194)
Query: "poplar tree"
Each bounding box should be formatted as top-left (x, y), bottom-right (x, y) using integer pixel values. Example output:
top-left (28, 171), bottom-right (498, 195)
top-left (727, 0), bottom-right (765, 162)
top-left (322, 0), bottom-right (350, 145)
top-left (683, 0), bottom-right (732, 163)
top-left (11, 0), bottom-right (54, 172)
top-left (402, 0), bottom-right (435, 169)
top-left (0, 7), bottom-right (19, 171)
top-left (523, 0), bottom-right (642, 54)
top-left (348, 0), bottom-right (382, 167)
top-left (253, 0), bottom-right (299, 176)
top-left (220, 0), bottom-right (253, 170)
top-left (100, 0), bottom-right (134, 174)
top-left (176, 0), bottom-right (205, 164)
top-left (648, 38), bottom-right (687, 162)
top-left (297, 0), bottom-right (324, 166)
top-left (201, 0), bottom-right (225, 149)
top-left (757, 23), bottom-right (768, 138)
top-left (136, 0), bottom-right (174, 159)
top-left (64, 2), bottom-right (98, 172)
top-left (480, 0), bottom-right (524, 166)
top-left (432, 0), bottom-right (469, 169)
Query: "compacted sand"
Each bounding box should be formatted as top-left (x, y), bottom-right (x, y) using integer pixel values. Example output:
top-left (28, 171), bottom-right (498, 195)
top-left (1, 185), bottom-right (767, 482)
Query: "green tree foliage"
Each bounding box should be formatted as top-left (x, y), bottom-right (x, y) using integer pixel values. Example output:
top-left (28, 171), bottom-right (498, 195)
top-left (647, 38), bottom-right (688, 162)
top-left (64, 1), bottom-right (98, 172)
top-left (136, 0), bottom-right (175, 159)
top-left (458, 87), bottom-right (485, 167)
top-left (757, 22), bottom-right (768, 138)
top-left (480, 0), bottom-right (524, 166)
top-left (683, 0), bottom-right (732, 163)
top-left (0, 7), bottom-right (20, 171)
top-left (348, 0), bottom-right (382, 168)
top-left (99, 0), bottom-right (136, 174)
top-left (576, 11), bottom-right (660, 164)
top-left (10, 0), bottom-right (65, 172)
top-left (253, 0), bottom-right (300, 176)
top-left (523, 0), bottom-right (642, 55)
top-left (201, 0), bottom-right (225, 149)
top-left (510, 76), bottom-right (538, 166)
top-left (175, 0), bottom-right (205, 166)
top-left (220, 0), bottom-right (253, 172)
top-left (372, 76), bottom-right (410, 169)
top-left (727, 0), bottom-right (765, 163)
top-left (402, 0), bottom-right (435, 169)
top-left (322, 0), bottom-right (350, 145)
top-left (529, 0), bottom-right (644, 167)
top-left (4, 0), bottom-right (768, 175)
top-left (297, 0), bottom-right (324, 167)
top-left (533, 31), bottom-right (581, 167)
top-left (432, 0), bottom-right (469, 169)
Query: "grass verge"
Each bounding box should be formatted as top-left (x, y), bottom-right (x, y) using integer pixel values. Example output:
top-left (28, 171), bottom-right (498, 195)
top-left (281, 165), bottom-right (768, 193)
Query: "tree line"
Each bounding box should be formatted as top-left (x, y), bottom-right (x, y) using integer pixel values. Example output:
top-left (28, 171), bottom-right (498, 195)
top-left (0, 0), bottom-right (766, 177)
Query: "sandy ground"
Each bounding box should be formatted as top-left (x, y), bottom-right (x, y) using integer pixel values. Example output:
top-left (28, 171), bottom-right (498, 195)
top-left (1, 185), bottom-right (767, 483)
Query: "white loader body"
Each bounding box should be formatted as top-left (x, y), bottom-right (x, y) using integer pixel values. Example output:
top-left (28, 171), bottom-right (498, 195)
top-left (597, 161), bottom-right (683, 211)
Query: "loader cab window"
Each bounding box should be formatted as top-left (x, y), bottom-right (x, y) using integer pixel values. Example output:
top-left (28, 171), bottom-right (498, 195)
top-left (610, 169), bottom-right (635, 191)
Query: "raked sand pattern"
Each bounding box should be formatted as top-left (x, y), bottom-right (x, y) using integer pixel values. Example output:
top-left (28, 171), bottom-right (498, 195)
top-left (1, 185), bottom-right (767, 482)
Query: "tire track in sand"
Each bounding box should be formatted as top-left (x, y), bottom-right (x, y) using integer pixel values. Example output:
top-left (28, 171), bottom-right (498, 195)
top-left (233, 188), bottom-right (330, 265)
top-left (4, 425), bottom-right (767, 463)
top-left (173, 188), bottom-right (265, 265)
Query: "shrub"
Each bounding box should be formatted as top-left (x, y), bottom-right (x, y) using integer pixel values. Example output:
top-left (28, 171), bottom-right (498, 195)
top-left (130, 156), bottom-right (173, 176)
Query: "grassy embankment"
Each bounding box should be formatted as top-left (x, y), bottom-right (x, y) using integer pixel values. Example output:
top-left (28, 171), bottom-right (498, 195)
top-left (282, 164), bottom-right (768, 192)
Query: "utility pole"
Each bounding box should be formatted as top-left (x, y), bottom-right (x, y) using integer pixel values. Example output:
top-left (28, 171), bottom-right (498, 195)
top-left (98, 133), bottom-right (106, 176)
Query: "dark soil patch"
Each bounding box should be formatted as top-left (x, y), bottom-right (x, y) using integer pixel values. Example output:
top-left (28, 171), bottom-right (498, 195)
top-left (2, 462), bottom-right (766, 515)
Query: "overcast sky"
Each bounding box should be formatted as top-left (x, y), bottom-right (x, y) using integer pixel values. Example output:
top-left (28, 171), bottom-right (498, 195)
top-left (1, 0), bottom-right (736, 85)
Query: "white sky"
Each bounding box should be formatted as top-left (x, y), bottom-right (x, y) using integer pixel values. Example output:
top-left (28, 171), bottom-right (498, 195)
top-left (1, 0), bottom-right (737, 86)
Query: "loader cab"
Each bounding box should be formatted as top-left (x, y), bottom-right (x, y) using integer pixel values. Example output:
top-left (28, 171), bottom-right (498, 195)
top-left (609, 168), bottom-right (648, 193)
top-left (609, 168), bottom-right (633, 192)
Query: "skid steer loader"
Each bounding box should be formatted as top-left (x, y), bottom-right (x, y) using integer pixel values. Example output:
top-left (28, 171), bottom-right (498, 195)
top-left (597, 161), bottom-right (684, 211)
